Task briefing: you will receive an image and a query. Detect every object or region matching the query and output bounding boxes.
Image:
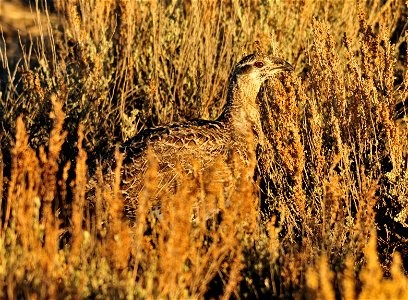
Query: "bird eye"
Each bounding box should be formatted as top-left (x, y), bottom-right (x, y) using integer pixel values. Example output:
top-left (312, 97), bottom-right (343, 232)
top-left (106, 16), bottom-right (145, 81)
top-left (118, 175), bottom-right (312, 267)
top-left (254, 61), bottom-right (264, 68)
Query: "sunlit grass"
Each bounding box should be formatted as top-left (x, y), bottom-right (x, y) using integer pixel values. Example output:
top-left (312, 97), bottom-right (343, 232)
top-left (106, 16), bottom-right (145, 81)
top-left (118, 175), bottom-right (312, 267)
top-left (0, 0), bottom-right (407, 298)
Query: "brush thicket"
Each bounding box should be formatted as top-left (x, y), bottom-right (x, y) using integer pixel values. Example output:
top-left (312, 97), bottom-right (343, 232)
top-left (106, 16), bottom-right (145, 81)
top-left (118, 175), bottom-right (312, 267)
top-left (0, 0), bottom-right (407, 298)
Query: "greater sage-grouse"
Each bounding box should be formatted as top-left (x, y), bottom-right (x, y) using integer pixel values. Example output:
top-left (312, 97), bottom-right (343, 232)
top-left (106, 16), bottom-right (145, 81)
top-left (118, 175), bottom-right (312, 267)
top-left (119, 52), bottom-right (293, 199)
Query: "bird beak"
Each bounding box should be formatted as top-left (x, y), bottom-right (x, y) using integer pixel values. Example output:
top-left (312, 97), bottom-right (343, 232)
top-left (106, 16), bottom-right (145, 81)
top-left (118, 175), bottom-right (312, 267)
top-left (269, 58), bottom-right (294, 73)
top-left (263, 58), bottom-right (294, 79)
top-left (279, 61), bottom-right (294, 72)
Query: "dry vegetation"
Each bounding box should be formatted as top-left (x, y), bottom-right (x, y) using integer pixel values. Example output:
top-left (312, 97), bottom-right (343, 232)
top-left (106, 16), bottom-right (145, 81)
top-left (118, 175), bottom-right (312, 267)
top-left (0, 0), bottom-right (407, 298)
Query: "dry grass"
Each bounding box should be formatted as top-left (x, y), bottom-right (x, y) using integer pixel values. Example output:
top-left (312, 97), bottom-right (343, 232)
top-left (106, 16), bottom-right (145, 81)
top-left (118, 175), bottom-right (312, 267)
top-left (0, 0), bottom-right (407, 298)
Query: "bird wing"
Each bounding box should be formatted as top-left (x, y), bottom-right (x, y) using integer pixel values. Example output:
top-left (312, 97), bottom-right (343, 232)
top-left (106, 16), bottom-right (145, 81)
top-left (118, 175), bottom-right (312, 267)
top-left (120, 119), bottom-right (226, 162)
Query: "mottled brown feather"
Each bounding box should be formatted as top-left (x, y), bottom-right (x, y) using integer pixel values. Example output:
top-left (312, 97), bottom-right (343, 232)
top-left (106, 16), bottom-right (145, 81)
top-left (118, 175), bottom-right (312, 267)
top-left (113, 53), bottom-right (293, 202)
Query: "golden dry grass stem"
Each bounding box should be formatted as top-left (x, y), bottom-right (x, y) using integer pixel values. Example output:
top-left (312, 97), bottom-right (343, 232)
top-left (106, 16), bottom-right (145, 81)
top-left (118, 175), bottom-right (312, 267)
top-left (0, 150), bottom-right (2, 228)
top-left (126, 148), bottom-right (260, 298)
top-left (307, 232), bottom-right (408, 300)
top-left (0, 0), bottom-right (407, 298)
top-left (70, 123), bottom-right (87, 262)
top-left (0, 96), bottom-right (71, 298)
top-left (103, 150), bottom-right (132, 271)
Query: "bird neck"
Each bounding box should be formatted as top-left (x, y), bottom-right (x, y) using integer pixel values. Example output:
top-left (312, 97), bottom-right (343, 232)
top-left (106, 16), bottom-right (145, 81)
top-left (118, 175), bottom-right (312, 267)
top-left (218, 76), bottom-right (263, 141)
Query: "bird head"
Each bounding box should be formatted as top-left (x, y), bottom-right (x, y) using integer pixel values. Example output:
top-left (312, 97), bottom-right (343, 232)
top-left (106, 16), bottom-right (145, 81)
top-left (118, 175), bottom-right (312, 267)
top-left (233, 52), bottom-right (294, 84)
top-left (221, 52), bottom-right (294, 124)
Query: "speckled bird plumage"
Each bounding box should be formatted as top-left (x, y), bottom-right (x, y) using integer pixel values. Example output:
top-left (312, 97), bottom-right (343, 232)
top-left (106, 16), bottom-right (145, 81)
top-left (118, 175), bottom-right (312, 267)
top-left (118, 52), bottom-right (293, 200)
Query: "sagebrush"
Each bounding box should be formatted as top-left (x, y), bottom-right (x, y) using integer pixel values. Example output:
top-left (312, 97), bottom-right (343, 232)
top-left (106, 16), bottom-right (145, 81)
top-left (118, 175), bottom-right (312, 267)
top-left (0, 0), bottom-right (407, 298)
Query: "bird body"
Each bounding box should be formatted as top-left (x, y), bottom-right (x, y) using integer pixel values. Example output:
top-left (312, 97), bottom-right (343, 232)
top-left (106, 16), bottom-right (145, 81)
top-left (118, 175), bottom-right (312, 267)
top-left (118, 53), bottom-right (293, 199)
